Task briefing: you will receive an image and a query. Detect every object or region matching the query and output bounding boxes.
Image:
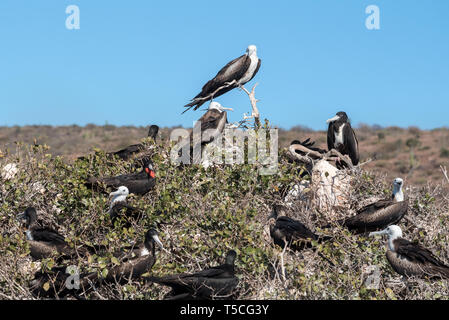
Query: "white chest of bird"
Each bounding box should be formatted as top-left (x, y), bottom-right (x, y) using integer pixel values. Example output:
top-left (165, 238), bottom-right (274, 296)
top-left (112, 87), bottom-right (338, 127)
top-left (238, 54), bottom-right (259, 85)
top-left (334, 124), bottom-right (345, 147)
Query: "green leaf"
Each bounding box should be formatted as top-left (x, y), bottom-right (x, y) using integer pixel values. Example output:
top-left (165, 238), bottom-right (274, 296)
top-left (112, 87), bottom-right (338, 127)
top-left (385, 288), bottom-right (396, 300)
top-left (111, 257), bottom-right (120, 265)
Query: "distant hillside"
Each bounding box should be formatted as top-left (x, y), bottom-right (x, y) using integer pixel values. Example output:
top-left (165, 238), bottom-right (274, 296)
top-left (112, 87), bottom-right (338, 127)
top-left (1, 124), bottom-right (449, 187)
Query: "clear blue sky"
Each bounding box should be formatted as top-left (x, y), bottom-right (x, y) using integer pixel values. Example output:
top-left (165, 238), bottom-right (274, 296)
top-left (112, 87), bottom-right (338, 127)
top-left (1, 1), bottom-right (448, 130)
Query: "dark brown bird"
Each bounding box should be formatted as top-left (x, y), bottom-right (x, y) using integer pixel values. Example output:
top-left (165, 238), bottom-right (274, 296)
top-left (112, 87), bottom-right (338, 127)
top-left (76, 125), bottom-right (159, 162)
top-left (177, 102), bottom-right (229, 164)
top-left (326, 111), bottom-right (359, 167)
top-left (147, 250), bottom-right (238, 300)
top-left (268, 206), bottom-right (331, 251)
top-left (196, 102), bottom-right (229, 145)
top-left (30, 265), bottom-right (98, 299)
top-left (322, 178), bottom-right (408, 234)
top-left (30, 230), bottom-right (162, 298)
top-left (104, 229), bottom-right (163, 284)
top-left (183, 45), bottom-right (261, 113)
top-left (370, 225), bottom-right (449, 279)
top-left (85, 157), bottom-right (156, 195)
top-left (17, 207), bottom-right (86, 260)
top-left (108, 125), bottom-right (159, 161)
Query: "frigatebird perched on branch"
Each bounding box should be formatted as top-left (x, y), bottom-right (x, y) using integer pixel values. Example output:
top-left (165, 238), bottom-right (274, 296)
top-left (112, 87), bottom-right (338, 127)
top-left (322, 178), bottom-right (408, 234)
top-left (76, 125), bottom-right (159, 162)
top-left (370, 225), bottom-right (449, 279)
top-left (326, 111), bottom-right (359, 167)
top-left (108, 186), bottom-right (143, 225)
top-left (268, 205), bottom-right (331, 251)
top-left (196, 102), bottom-right (230, 145)
top-left (16, 207), bottom-right (87, 260)
top-left (290, 138), bottom-right (327, 155)
top-left (177, 101), bottom-right (231, 164)
top-left (104, 229), bottom-right (163, 284)
top-left (183, 45), bottom-right (261, 113)
top-left (108, 125), bottom-right (159, 161)
top-left (85, 157), bottom-right (156, 195)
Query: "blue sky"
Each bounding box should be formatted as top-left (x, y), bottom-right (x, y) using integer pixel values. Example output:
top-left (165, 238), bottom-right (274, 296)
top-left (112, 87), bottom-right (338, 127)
top-left (1, 1), bottom-right (448, 130)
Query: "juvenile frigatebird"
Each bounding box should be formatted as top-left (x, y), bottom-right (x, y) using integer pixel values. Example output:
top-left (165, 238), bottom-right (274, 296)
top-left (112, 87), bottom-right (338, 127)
top-left (16, 207), bottom-right (86, 260)
top-left (322, 178), bottom-right (408, 234)
top-left (108, 186), bottom-right (143, 225)
top-left (268, 205), bottom-right (331, 251)
top-left (370, 225), bottom-right (449, 279)
top-left (183, 45), bottom-right (261, 113)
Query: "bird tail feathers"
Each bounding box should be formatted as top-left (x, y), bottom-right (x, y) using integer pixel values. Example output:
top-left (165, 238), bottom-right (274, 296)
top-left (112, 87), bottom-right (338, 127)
top-left (182, 99), bottom-right (206, 114)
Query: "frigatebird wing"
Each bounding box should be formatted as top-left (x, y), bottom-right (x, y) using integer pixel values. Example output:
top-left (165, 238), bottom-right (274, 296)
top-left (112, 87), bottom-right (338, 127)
top-left (394, 238), bottom-right (448, 267)
top-left (197, 109), bottom-right (227, 144)
top-left (343, 124), bottom-right (359, 165)
top-left (183, 55), bottom-right (250, 112)
top-left (31, 228), bottom-right (66, 244)
top-left (327, 122), bottom-right (336, 151)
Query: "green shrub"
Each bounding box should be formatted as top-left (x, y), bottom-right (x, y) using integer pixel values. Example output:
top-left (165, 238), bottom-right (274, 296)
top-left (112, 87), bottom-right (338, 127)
top-left (1, 137), bottom-right (449, 300)
top-left (440, 148), bottom-right (449, 158)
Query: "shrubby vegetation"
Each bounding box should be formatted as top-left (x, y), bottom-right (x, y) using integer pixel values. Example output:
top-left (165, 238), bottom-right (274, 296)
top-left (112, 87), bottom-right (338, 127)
top-left (1, 134), bottom-right (449, 300)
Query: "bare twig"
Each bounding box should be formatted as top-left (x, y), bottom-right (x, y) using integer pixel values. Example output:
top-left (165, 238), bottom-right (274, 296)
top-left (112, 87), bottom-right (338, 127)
top-left (358, 158), bottom-right (374, 167)
top-left (286, 144), bottom-right (354, 169)
top-left (280, 240), bottom-right (288, 283)
top-left (240, 83), bottom-right (260, 127)
top-left (440, 165), bottom-right (449, 185)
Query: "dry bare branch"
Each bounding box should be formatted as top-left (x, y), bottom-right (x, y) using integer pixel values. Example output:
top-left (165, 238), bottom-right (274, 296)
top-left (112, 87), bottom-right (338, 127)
top-left (286, 144), bottom-right (354, 170)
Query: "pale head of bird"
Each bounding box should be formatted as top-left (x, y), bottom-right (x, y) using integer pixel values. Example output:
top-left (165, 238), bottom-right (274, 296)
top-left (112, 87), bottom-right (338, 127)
top-left (369, 225), bottom-right (403, 251)
top-left (326, 111), bottom-right (348, 124)
top-left (109, 186), bottom-right (129, 206)
top-left (209, 101), bottom-right (233, 113)
top-left (393, 177), bottom-right (403, 189)
top-left (392, 177), bottom-right (404, 201)
top-left (246, 45), bottom-right (257, 56)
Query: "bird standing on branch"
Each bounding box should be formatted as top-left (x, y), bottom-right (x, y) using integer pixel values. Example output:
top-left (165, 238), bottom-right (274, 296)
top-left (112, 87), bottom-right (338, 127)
top-left (183, 45), bottom-right (261, 113)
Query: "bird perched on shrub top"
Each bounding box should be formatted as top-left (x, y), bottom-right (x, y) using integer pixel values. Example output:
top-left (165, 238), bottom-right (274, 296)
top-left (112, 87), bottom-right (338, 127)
top-left (183, 45), bottom-right (261, 113)
top-left (85, 157), bottom-right (156, 195)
